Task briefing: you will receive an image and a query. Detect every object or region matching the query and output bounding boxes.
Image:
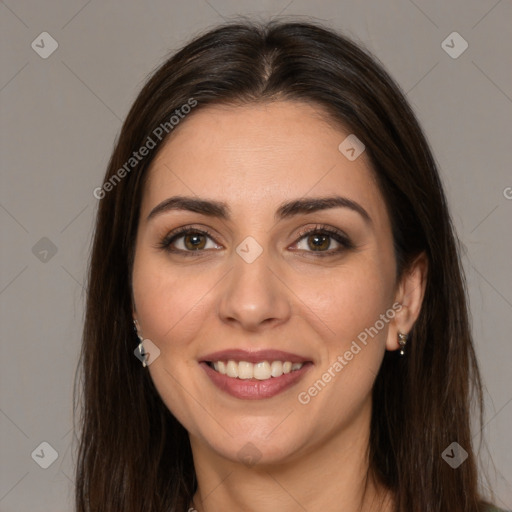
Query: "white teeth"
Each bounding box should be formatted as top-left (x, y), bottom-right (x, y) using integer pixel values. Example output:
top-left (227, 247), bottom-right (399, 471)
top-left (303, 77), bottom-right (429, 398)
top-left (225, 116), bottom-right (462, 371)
top-left (226, 360), bottom-right (239, 378)
top-left (270, 361), bottom-right (283, 377)
top-left (254, 361), bottom-right (271, 380)
top-left (210, 359), bottom-right (304, 379)
top-left (238, 361), bottom-right (253, 380)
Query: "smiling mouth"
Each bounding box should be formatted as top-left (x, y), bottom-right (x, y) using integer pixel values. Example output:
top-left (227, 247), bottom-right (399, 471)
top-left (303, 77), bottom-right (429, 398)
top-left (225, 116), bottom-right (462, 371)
top-left (205, 360), bottom-right (307, 380)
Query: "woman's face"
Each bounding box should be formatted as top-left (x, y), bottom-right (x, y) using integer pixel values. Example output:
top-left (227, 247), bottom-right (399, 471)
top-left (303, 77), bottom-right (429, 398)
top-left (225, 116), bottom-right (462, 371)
top-left (132, 101), bottom-right (403, 465)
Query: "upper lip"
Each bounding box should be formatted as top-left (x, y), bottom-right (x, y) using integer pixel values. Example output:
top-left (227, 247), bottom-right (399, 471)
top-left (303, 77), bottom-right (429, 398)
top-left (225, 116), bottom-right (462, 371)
top-left (200, 349), bottom-right (311, 364)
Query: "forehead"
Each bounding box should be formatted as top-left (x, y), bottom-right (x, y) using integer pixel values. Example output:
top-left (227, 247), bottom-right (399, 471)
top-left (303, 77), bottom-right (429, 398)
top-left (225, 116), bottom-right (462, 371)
top-left (141, 101), bottom-right (387, 225)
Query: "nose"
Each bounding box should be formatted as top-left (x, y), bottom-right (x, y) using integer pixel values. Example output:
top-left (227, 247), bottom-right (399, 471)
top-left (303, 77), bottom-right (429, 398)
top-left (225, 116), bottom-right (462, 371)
top-left (217, 248), bottom-right (293, 333)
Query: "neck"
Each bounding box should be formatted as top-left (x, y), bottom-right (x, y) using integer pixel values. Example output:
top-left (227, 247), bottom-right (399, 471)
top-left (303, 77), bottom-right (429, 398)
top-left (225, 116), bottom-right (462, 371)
top-left (189, 400), bottom-right (394, 512)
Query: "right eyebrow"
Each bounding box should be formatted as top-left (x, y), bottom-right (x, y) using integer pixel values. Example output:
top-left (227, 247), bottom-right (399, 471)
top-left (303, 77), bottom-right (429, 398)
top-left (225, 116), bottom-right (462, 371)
top-left (147, 196), bottom-right (229, 222)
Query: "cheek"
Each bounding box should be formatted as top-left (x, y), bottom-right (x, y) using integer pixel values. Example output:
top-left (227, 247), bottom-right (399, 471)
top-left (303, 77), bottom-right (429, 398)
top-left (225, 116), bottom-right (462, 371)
top-left (131, 249), bottom-right (214, 350)
top-left (300, 256), bottom-right (394, 346)
top-left (293, 253), bottom-right (395, 410)
top-left (332, 276), bottom-right (390, 338)
top-left (294, 267), bottom-right (393, 420)
top-left (131, 251), bottom-right (215, 425)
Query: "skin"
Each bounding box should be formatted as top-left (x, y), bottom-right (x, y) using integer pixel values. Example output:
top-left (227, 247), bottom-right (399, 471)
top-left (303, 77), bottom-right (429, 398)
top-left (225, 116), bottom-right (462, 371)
top-left (131, 101), bottom-right (427, 512)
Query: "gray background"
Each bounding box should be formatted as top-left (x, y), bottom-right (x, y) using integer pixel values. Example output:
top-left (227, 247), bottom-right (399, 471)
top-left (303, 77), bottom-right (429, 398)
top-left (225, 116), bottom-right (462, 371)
top-left (0, 0), bottom-right (511, 510)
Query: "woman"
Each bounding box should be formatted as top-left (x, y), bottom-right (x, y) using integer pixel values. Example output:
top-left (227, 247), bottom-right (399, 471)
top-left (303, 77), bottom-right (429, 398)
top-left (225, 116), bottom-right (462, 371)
top-left (74, 20), bottom-right (503, 512)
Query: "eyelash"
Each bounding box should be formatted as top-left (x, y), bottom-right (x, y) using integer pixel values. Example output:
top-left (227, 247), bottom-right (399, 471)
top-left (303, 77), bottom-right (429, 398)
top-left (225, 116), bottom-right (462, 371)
top-left (157, 224), bottom-right (354, 258)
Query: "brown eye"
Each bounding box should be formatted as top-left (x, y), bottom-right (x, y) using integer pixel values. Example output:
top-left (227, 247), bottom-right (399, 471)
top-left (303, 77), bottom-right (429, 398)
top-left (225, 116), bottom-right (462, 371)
top-left (182, 232), bottom-right (207, 250)
top-left (293, 225), bottom-right (354, 256)
top-left (158, 227), bottom-right (222, 255)
top-left (306, 233), bottom-right (331, 251)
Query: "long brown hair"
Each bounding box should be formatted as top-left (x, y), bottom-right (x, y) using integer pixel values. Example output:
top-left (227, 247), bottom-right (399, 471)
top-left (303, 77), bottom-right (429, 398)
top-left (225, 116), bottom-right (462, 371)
top-left (74, 20), bottom-right (493, 511)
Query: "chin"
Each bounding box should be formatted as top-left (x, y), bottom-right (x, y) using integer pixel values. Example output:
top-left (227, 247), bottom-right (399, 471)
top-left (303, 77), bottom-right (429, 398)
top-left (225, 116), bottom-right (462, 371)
top-left (195, 422), bottom-right (310, 468)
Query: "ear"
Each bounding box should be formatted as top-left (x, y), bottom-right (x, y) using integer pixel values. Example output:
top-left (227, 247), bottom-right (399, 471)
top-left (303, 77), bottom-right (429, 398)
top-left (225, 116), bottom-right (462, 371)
top-left (386, 252), bottom-right (428, 352)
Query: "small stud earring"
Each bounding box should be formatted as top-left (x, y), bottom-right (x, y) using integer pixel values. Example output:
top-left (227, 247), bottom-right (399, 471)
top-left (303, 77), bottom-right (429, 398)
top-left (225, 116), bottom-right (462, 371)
top-left (133, 320), bottom-right (147, 367)
top-left (398, 332), bottom-right (408, 356)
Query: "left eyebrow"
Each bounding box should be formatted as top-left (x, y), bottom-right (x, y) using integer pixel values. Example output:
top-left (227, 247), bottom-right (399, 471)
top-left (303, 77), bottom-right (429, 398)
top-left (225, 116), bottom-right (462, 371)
top-left (146, 194), bottom-right (372, 225)
top-left (275, 196), bottom-right (372, 225)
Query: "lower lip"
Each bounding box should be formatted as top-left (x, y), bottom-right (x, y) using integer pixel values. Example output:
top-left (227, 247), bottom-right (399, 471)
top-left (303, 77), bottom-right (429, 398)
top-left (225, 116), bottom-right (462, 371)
top-left (200, 362), bottom-right (312, 400)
